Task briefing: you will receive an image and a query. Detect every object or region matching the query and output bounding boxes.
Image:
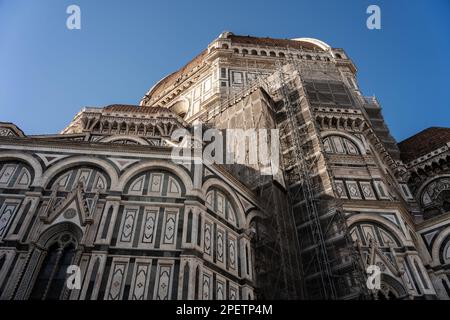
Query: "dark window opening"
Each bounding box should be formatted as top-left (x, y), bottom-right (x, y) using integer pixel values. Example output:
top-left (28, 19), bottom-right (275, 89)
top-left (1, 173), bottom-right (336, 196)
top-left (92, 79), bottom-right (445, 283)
top-left (30, 241), bottom-right (76, 300)
top-left (182, 263), bottom-right (190, 300)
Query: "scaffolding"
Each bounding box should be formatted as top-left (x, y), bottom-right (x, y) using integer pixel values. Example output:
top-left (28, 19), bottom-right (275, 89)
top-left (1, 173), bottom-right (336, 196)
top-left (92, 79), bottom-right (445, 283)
top-left (251, 174), bottom-right (304, 299)
top-left (194, 66), bottom-right (305, 299)
top-left (271, 55), bottom-right (369, 299)
top-left (195, 54), bottom-right (369, 299)
top-left (274, 60), bottom-right (336, 298)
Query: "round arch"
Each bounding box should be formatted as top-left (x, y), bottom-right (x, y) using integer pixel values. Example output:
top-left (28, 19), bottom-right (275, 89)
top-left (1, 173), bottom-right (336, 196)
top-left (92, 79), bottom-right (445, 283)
top-left (202, 177), bottom-right (247, 229)
top-left (416, 174), bottom-right (450, 206)
top-left (117, 160), bottom-right (193, 193)
top-left (247, 209), bottom-right (265, 224)
top-left (140, 71), bottom-right (177, 106)
top-left (347, 213), bottom-right (409, 246)
top-left (291, 37), bottom-right (331, 51)
top-left (169, 98), bottom-right (190, 119)
top-left (0, 152), bottom-right (43, 186)
top-left (321, 130), bottom-right (367, 155)
top-left (246, 209), bottom-right (266, 238)
top-left (100, 135), bottom-right (149, 145)
top-left (40, 156), bottom-right (119, 190)
top-left (431, 226), bottom-right (450, 266)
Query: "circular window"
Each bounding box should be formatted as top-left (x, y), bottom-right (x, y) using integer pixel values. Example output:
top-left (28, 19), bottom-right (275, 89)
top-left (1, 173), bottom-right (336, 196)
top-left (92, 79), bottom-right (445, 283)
top-left (63, 208), bottom-right (77, 219)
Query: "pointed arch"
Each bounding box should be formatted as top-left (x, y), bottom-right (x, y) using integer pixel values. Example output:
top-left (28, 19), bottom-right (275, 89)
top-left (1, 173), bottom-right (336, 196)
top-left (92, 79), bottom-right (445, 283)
top-left (182, 262), bottom-right (190, 300)
top-left (380, 273), bottom-right (408, 299)
top-left (194, 265), bottom-right (200, 299)
top-left (36, 222), bottom-right (83, 248)
top-left (29, 222), bottom-right (83, 300)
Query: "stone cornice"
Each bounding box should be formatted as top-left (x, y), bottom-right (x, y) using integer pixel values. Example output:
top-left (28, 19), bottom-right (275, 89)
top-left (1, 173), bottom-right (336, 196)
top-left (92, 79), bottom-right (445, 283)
top-left (0, 136), bottom-right (171, 155)
top-left (405, 144), bottom-right (450, 170)
top-left (416, 211), bottom-right (450, 231)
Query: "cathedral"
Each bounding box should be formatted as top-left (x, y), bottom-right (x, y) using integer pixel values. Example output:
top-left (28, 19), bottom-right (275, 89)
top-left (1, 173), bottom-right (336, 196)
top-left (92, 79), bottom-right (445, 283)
top-left (0, 32), bottom-right (449, 300)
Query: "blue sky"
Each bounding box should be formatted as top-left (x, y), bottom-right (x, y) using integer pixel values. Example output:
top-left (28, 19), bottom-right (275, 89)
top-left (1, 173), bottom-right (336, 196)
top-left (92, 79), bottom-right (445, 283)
top-left (0, 0), bottom-right (449, 141)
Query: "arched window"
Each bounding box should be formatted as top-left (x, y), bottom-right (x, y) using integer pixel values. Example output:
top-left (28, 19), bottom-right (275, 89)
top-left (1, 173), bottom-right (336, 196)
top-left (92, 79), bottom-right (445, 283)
top-left (30, 232), bottom-right (79, 300)
top-left (251, 49), bottom-right (258, 55)
top-left (420, 177), bottom-right (450, 219)
top-left (269, 51), bottom-right (276, 57)
top-left (221, 44), bottom-right (229, 49)
top-left (260, 50), bottom-right (267, 56)
top-left (440, 235), bottom-right (450, 264)
top-left (194, 266), bottom-right (200, 299)
top-left (186, 210), bottom-right (193, 243)
top-left (242, 49), bottom-right (248, 55)
top-left (349, 222), bottom-right (408, 299)
top-left (111, 121), bottom-right (119, 132)
top-left (233, 48), bottom-right (239, 54)
top-left (0, 161), bottom-right (32, 189)
top-left (205, 189), bottom-right (238, 226)
top-left (335, 53), bottom-right (343, 59)
top-left (323, 135), bottom-right (361, 155)
top-left (279, 52), bottom-right (285, 58)
top-left (305, 54), bottom-right (312, 60)
top-left (48, 166), bottom-right (109, 192)
top-left (245, 244), bottom-right (250, 275)
top-left (125, 170), bottom-right (184, 197)
top-left (182, 263), bottom-right (190, 299)
top-left (350, 222), bottom-right (401, 248)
